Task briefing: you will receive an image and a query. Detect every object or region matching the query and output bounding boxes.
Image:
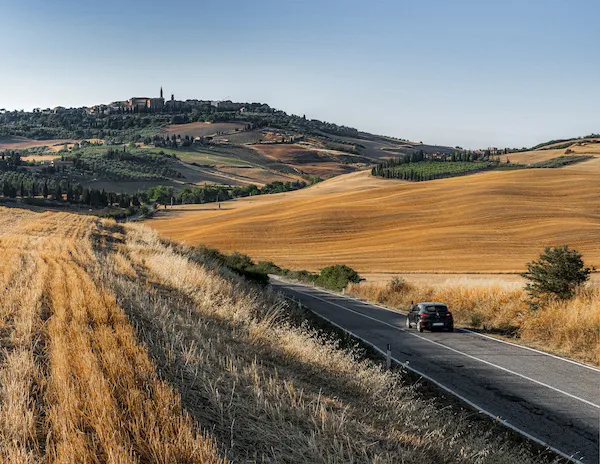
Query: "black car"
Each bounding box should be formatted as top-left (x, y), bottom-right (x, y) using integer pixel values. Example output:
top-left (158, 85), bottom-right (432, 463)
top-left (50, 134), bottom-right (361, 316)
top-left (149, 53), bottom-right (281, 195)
top-left (405, 302), bottom-right (454, 332)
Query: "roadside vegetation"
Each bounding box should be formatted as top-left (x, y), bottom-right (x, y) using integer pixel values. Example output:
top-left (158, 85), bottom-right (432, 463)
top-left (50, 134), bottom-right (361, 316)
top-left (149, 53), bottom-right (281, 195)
top-left (183, 249), bottom-right (361, 291)
top-left (0, 206), bottom-right (556, 463)
top-left (347, 247), bottom-right (599, 365)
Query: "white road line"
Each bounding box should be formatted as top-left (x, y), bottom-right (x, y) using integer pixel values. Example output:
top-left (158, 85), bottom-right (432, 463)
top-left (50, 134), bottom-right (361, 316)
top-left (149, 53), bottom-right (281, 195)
top-left (458, 328), bottom-right (600, 373)
top-left (277, 278), bottom-right (600, 373)
top-left (292, 298), bottom-right (585, 464)
top-left (283, 285), bottom-right (600, 410)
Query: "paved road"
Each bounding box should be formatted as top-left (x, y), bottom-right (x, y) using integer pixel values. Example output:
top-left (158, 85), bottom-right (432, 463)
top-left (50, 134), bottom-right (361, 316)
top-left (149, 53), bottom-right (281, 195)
top-left (271, 279), bottom-right (600, 463)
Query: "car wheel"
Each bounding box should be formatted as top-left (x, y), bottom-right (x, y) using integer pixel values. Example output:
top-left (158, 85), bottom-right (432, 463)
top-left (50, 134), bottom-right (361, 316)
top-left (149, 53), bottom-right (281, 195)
top-left (447, 325), bottom-right (454, 332)
top-left (405, 317), bottom-right (411, 329)
top-left (417, 321), bottom-right (423, 333)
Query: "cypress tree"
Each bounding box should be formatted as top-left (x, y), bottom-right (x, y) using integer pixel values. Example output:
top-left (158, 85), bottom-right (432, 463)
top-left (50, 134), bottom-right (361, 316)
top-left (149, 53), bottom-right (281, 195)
top-left (53, 183), bottom-right (62, 201)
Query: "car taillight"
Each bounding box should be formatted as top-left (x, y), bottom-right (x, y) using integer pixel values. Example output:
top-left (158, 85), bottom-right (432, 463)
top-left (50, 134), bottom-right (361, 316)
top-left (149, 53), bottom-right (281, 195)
top-left (446, 313), bottom-right (452, 317)
top-left (419, 313), bottom-right (428, 318)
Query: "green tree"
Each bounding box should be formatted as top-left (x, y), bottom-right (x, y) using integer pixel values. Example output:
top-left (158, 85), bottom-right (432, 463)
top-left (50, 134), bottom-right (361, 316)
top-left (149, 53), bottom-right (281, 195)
top-left (53, 183), bottom-right (62, 200)
top-left (316, 265), bottom-right (361, 291)
top-left (521, 246), bottom-right (594, 307)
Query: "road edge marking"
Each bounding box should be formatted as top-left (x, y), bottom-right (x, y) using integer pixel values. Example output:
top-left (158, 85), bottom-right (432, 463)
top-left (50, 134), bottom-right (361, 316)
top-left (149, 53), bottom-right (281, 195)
top-left (272, 277), bottom-right (600, 373)
top-left (281, 293), bottom-right (585, 464)
top-left (283, 284), bottom-right (600, 409)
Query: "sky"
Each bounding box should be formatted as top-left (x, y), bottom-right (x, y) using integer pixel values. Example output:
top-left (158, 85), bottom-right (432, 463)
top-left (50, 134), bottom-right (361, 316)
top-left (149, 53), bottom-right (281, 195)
top-left (0, 0), bottom-right (598, 148)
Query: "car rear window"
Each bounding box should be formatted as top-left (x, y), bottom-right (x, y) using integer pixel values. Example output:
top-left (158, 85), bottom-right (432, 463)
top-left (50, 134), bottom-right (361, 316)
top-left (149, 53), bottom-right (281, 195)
top-left (423, 305), bottom-right (448, 312)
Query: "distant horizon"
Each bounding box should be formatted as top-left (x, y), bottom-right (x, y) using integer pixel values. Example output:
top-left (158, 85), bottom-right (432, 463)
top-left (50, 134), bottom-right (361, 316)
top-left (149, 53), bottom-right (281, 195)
top-left (0, 91), bottom-right (595, 150)
top-left (1, 0), bottom-right (598, 148)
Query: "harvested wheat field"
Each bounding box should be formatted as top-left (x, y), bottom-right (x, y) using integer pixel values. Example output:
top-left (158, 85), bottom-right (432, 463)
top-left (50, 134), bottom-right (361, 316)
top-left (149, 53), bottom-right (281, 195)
top-left (149, 155), bottom-right (600, 274)
top-left (0, 206), bottom-right (555, 463)
top-left (0, 137), bottom-right (78, 151)
top-left (250, 143), bottom-right (356, 178)
top-left (499, 140), bottom-right (600, 164)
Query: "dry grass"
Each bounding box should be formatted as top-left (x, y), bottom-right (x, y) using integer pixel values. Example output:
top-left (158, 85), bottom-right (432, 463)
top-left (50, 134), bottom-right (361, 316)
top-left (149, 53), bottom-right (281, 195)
top-left (347, 278), bottom-right (600, 365)
top-left (106, 224), bottom-right (553, 463)
top-left (499, 140), bottom-right (600, 164)
top-left (0, 206), bottom-right (558, 463)
top-left (0, 137), bottom-right (78, 151)
top-left (148, 154), bottom-right (600, 274)
top-left (0, 208), bottom-right (223, 463)
top-left (250, 143), bottom-right (356, 178)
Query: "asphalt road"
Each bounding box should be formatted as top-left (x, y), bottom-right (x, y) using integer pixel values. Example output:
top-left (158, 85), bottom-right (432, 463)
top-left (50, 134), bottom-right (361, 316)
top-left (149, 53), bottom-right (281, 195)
top-left (271, 278), bottom-right (600, 463)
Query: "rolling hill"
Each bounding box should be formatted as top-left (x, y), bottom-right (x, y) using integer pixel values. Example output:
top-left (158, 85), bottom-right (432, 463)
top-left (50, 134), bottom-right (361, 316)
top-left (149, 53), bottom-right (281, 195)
top-left (148, 143), bottom-right (600, 274)
top-left (0, 206), bottom-right (545, 463)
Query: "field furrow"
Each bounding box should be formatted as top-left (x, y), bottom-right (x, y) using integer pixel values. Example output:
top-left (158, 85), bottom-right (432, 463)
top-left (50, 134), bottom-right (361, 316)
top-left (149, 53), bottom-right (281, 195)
top-left (0, 207), bottom-right (225, 464)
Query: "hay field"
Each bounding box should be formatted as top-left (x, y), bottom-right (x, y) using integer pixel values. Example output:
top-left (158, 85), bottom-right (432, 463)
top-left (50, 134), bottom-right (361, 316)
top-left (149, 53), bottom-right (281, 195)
top-left (250, 143), bottom-right (357, 177)
top-left (0, 208), bottom-right (223, 463)
top-left (499, 140), bottom-right (600, 164)
top-left (149, 155), bottom-right (600, 274)
top-left (20, 154), bottom-right (61, 162)
top-left (217, 166), bottom-right (299, 185)
top-left (0, 137), bottom-right (77, 151)
top-left (0, 207), bottom-right (547, 463)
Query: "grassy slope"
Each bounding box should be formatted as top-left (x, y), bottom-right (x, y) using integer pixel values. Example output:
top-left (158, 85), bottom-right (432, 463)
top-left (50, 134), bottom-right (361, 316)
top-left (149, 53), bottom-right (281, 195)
top-left (0, 206), bottom-right (554, 463)
top-left (0, 208), bottom-right (223, 463)
top-left (249, 143), bottom-right (358, 178)
top-left (499, 140), bottom-right (600, 164)
top-left (161, 122), bottom-right (248, 138)
top-left (148, 152), bottom-right (600, 273)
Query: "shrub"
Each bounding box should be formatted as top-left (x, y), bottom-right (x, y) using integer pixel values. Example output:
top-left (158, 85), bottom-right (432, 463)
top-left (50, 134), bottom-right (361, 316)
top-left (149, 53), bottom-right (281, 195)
top-left (521, 245), bottom-right (594, 308)
top-left (282, 269), bottom-right (318, 285)
top-left (316, 265), bottom-right (361, 291)
top-left (253, 260), bottom-right (282, 275)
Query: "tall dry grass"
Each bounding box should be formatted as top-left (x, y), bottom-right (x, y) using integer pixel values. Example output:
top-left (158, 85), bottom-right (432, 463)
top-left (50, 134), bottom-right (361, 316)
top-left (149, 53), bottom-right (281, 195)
top-left (347, 278), bottom-right (600, 365)
top-left (100, 224), bottom-right (555, 463)
top-left (0, 208), bottom-right (224, 463)
top-left (0, 206), bottom-right (561, 463)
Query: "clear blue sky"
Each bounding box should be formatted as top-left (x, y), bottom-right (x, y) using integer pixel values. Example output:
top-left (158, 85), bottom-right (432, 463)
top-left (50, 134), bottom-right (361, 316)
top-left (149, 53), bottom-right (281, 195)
top-left (1, 0), bottom-right (598, 148)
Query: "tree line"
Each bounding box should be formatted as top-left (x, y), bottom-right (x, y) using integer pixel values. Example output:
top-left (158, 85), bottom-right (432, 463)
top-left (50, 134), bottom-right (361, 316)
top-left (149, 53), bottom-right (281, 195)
top-left (146, 179), bottom-right (310, 206)
top-left (372, 150), bottom-right (499, 181)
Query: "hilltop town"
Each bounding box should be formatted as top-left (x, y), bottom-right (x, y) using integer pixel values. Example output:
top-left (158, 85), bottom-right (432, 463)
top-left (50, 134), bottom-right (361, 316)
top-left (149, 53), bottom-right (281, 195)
top-left (84, 87), bottom-right (257, 116)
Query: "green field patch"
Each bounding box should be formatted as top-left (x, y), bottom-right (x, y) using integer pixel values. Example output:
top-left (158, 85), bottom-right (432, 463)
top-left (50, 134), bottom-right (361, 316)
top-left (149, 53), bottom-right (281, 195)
top-left (373, 160), bottom-right (497, 181)
top-left (171, 148), bottom-right (253, 167)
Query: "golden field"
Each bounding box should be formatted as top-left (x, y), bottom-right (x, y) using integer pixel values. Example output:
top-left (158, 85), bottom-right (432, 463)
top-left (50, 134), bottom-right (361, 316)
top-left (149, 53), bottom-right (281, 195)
top-left (148, 148), bottom-right (600, 274)
top-left (249, 143), bottom-right (356, 178)
top-left (347, 278), bottom-right (600, 366)
top-left (499, 139), bottom-right (600, 164)
top-left (0, 207), bottom-right (551, 463)
top-left (0, 209), bottom-right (223, 463)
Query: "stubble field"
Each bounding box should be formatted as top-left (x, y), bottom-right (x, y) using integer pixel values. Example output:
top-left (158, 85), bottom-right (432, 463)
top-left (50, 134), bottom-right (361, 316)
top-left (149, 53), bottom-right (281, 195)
top-left (148, 150), bottom-right (600, 274)
top-left (0, 206), bottom-right (551, 463)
